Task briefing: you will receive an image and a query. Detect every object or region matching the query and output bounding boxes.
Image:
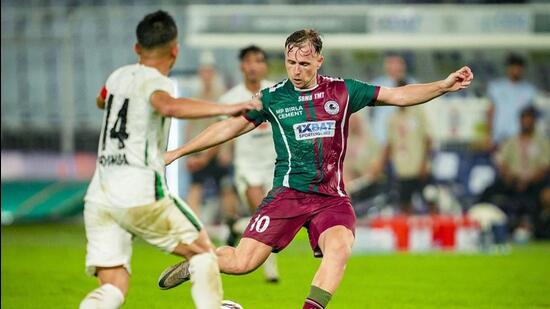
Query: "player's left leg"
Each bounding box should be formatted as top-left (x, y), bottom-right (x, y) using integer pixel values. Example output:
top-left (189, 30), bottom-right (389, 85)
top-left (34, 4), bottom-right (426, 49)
top-left (80, 267), bottom-right (127, 309)
top-left (81, 203), bottom-right (131, 309)
top-left (304, 226), bottom-right (354, 309)
top-left (173, 230), bottom-right (223, 309)
top-left (121, 196), bottom-right (223, 309)
top-left (303, 196), bottom-right (356, 309)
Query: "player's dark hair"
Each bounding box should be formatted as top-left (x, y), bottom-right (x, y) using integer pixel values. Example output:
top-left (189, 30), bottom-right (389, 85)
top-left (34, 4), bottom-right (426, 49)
top-left (520, 105), bottom-right (538, 119)
top-left (285, 29), bottom-right (323, 54)
top-left (239, 45), bottom-right (268, 62)
top-left (506, 53), bottom-right (526, 67)
top-left (136, 10), bottom-right (178, 49)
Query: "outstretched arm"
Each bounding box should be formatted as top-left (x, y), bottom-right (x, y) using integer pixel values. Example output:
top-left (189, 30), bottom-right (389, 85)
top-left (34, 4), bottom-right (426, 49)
top-left (377, 66), bottom-right (473, 107)
top-left (151, 91), bottom-right (261, 119)
top-left (165, 116), bottom-right (257, 165)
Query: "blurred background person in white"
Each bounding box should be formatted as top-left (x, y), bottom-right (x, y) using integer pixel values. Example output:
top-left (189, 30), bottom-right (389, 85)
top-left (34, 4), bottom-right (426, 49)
top-left (218, 45), bottom-right (280, 283)
top-left (382, 81), bottom-right (433, 214)
top-left (185, 51), bottom-right (239, 222)
top-left (343, 112), bottom-right (386, 210)
top-left (487, 54), bottom-right (538, 148)
top-left (370, 53), bottom-right (418, 146)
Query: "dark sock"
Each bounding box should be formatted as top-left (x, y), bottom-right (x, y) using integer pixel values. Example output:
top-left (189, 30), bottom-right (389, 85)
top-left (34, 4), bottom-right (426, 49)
top-left (303, 285), bottom-right (332, 308)
top-left (225, 217), bottom-right (238, 246)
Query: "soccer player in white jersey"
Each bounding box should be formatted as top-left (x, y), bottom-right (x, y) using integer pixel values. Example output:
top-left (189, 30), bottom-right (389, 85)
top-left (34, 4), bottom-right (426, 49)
top-left (80, 11), bottom-right (259, 309)
top-left (218, 45), bottom-right (280, 282)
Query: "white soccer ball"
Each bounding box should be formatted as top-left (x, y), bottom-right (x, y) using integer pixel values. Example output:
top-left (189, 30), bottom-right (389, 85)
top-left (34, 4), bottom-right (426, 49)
top-left (221, 300), bottom-right (243, 309)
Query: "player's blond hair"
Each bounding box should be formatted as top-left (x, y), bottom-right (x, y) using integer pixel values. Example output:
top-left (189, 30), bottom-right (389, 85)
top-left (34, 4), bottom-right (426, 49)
top-left (285, 29), bottom-right (323, 55)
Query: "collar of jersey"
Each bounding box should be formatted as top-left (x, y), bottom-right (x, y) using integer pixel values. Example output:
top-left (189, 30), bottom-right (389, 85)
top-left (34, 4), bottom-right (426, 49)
top-left (293, 84), bottom-right (319, 92)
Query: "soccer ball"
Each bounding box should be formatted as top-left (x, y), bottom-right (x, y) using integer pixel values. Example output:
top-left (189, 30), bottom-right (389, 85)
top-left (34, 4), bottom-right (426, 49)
top-left (221, 300), bottom-right (243, 309)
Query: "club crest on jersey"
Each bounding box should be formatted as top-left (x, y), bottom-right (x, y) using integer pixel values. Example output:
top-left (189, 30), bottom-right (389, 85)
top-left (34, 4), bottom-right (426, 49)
top-left (324, 101), bottom-right (340, 115)
top-left (293, 120), bottom-right (336, 140)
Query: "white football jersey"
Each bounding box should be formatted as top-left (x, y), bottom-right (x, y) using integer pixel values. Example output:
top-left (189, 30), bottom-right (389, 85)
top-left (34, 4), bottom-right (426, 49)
top-left (85, 64), bottom-right (174, 208)
top-left (218, 80), bottom-right (276, 171)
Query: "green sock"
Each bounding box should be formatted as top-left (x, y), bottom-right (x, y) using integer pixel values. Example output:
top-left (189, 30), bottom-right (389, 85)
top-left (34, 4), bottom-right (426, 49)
top-left (307, 285), bottom-right (332, 308)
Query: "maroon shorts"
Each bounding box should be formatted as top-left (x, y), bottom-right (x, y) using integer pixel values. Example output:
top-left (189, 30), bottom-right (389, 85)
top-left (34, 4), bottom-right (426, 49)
top-left (242, 186), bottom-right (356, 257)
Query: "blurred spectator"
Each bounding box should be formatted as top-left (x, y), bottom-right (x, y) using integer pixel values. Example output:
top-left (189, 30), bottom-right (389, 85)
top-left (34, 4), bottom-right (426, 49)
top-left (383, 102), bottom-right (432, 214)
top-left (481, 106), bottom-right (550, 238)
top-left (487, 53), bottom-right (537, 146)
top-left (371, 53), bottom-right (418, 144)
top-left (344, 112), bottom-right (384, 187)
top-left (185, 51), bottom-right (238, 218)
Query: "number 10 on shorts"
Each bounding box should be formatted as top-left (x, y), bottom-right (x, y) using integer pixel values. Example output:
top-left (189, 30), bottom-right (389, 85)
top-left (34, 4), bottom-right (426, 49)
top-left (249, 215), bottom-right (270, 233)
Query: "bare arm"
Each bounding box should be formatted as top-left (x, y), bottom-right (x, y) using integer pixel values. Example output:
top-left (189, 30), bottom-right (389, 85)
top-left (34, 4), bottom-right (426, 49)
top-left (96, 85), bottom-right (107, 109)
top-left (377, 66), bottom-right (474, 107)
top-left (96, 96), bottom-right (105, 109)
top-left (150, 91), bottom-right (260, 119)
top-left (165, 116), bottom-right (257, 165)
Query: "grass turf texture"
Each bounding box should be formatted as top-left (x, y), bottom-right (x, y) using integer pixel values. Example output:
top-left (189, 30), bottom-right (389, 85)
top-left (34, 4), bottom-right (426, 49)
top-left (2, 221), bottom-right (550, 309)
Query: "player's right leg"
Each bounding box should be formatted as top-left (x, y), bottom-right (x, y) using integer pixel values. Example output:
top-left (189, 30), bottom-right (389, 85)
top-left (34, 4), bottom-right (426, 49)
top-left (80, 202), bottom-right (131, 309)
top-left (157, 234), bottom-right (273, 287)
top-left (216, 237), bottom-right (272, 274)
top-left (244, 185), bottom-right (280, 282)
top-left (121, 196), bottom-right (222, 309)
top-left (159, 187), bottom-right (305, 288)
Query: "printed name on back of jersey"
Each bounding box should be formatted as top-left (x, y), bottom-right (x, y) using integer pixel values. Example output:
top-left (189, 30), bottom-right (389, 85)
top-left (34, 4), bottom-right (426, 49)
top-left (293, 120), bottom-right (336, 140)
top-left (99, 153), bottom-right (129, 166)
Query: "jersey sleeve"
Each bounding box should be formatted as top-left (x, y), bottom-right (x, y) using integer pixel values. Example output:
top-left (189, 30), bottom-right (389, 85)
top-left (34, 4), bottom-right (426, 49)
top-left (345, 79), bottom-right (380, 113)
top-left (243, 88), bottom-right (270, 126)
top-left (99, 85), bottom-right (107, 100)
top-left (143, 76), bottom-right (175, 102)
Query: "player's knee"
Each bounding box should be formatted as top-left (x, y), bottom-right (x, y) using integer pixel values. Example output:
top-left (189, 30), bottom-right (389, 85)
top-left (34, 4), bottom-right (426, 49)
top-left (326, 242), bottom-right (352, 265)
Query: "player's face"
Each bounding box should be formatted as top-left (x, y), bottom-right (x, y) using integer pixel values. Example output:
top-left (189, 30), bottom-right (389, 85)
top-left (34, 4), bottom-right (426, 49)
top-left (285, 43), bottom-right (323, 89)
top-left (520, 113), bottom-right (535, 134)
top-left (241, 52), bottom-right (268, 84)
top-left (507, 64), bottom-right (524, 82)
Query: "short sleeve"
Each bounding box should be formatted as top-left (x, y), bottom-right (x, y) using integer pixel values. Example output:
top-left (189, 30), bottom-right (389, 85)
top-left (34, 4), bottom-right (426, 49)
top-left (345, 79), bottom-right (380, 113)
top-left (143, 76), bottom-right (175, 102)
top-left (243, 88), bottom-right (270, 126)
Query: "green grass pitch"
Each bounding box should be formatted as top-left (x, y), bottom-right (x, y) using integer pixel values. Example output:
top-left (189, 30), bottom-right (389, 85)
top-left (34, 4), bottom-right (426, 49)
top-left (2, 221), bottom-right (550, 308)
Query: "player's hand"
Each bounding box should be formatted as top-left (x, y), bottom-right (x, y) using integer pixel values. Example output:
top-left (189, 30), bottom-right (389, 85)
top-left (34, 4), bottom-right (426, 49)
top-left (224, 96), bottom-right (262, 117)
top-left (164, 150), bottom-right (179, 166)
top-left (440, 66), bottom-right (474, 92)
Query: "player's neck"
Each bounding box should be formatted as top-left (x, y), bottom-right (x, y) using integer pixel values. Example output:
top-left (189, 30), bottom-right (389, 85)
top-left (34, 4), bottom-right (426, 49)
top-left (295, 77), bottom-right (319, 92)
top-left (245, 80), bottom-right (262, 93)
top-left (139, 57), bottom-right (171, 76)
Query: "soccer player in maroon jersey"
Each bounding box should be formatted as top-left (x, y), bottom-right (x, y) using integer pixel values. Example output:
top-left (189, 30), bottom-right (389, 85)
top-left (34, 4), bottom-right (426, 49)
top-left (159, 29), bottom-right (473, 308)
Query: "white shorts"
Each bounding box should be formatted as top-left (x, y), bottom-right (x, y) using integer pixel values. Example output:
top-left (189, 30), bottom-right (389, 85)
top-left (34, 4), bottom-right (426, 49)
top-left (84, 195), bottom-right (202, 276)
top-left (234, 166), bottom-right (273, 209)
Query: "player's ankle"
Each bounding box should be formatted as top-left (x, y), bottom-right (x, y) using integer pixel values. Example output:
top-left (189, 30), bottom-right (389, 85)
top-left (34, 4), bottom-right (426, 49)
top-left (303, 285), bottom-right (331, 309)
